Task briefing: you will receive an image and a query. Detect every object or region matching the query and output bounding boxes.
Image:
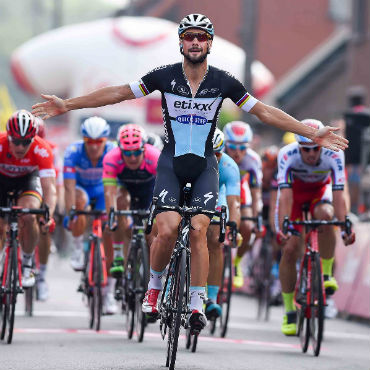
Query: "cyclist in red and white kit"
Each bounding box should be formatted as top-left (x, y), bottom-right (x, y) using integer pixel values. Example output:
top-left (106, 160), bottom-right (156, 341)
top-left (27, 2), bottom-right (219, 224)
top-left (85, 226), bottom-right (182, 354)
top-left (277, 119), bottom-right (355, 336)
top-left (0, 110), bottom-right (56, 288)
top-left (223, 121), bottom-right (263, 288)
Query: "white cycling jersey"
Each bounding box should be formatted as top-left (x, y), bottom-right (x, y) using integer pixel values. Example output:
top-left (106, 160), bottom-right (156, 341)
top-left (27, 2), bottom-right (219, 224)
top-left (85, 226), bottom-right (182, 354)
top-left (238, 148), bottom-right (262, 188)
top-left (277, 143), bottom-right (345, 190)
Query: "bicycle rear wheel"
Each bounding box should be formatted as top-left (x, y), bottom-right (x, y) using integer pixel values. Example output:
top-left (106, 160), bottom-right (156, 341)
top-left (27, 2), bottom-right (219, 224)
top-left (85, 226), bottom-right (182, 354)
top-left (219, 245), bottom-right (232, 338)
top-left (135, 238), bottom-right (149, 342)
top-left (166, 248), bottom-right (186, 370)
top-left (310, 252), bottom-right (324, 356)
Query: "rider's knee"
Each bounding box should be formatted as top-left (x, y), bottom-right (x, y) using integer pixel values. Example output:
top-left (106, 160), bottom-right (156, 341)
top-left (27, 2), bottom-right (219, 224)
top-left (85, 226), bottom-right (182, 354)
top-left (314, 203), bottom-right (334, 220)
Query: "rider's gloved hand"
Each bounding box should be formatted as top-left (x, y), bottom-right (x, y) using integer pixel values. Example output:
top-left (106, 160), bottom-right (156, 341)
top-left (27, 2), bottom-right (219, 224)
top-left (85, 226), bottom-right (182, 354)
top-left (40, 217), bottom-right (56, 234)
top-left (276, 230), bottom-right (291, 245)
top-left (341, 230), bottom-right (356, 246)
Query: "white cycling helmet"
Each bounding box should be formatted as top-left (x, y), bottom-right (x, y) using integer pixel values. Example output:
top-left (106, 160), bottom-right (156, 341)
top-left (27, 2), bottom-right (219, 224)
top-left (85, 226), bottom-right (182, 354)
top-left (147, 132), bottom-right (164, 151)
top-left (223, 121), bottom-right (253, 143)
top-left (178, 14), bottom-right (214, 39)
top-left (81, 116), bottom-right (110, 139)
top-left (213, 128), bottom-right (225, 153)
top-left (294, 119), bottom-right (324, 144)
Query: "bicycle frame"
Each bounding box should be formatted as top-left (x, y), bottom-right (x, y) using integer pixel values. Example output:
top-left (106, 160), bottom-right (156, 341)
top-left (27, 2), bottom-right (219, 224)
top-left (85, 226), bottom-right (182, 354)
top-left (294, 228), bottom-right (326, 316)
top-left (88, 217), bottom-right (108, 288)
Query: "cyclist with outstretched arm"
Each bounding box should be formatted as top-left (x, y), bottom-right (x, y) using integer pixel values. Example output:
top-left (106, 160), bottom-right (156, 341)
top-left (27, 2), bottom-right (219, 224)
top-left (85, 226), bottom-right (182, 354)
top-left (276, 119), bottom-right (355, 336)
top-left (32, 14), bottom-right (348, 333)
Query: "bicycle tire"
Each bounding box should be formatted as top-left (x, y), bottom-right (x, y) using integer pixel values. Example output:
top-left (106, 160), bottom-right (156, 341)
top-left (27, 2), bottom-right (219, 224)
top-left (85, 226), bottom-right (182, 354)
top-left (1, 247), bottom-right (10, 340)
top-left (93, 240), bottom-right (103, 332)
top-left (167, 248), bottom-right (186, 370)
top-left (256, 237), bottom-right (273, 321)
top-left (5, 240), bottom-right (18, 344)
top-left (126, 245), bottom-right (136, 340)
top-left (135, 238), bottom-right (149, 342)
top-left (298, 256), bottom-right (310, 353)
top-left (310, 252), bottom-right (324, 356)
top-left (220, 245), bottom-right (232, 338)
top-left (87, 241), bottom-right (95, 330)
top-left (185, 327), bottom-right (192, 349)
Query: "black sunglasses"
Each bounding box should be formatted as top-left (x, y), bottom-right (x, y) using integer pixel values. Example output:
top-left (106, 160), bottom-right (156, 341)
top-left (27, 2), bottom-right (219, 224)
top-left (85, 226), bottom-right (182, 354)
top-left (301, 146), bottom-right (320, 153)
top-left (181, 32), bottom-right (211, 42)
top-left (10, 137), bottom-right (33, 147)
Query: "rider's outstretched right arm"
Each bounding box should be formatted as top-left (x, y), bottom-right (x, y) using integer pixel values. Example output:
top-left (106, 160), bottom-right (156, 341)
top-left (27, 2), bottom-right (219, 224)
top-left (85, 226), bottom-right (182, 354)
top-left (32, 84), bottom-right (136, 119)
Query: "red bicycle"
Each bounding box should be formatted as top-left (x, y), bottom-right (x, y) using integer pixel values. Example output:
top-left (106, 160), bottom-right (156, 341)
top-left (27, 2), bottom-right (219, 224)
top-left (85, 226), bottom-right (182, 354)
top-left (69, 207), bottom-right (108, 331)
top-left (0, 192), bottom-right (49, 344)
top-left (282, 207), bottom-right (352, 356)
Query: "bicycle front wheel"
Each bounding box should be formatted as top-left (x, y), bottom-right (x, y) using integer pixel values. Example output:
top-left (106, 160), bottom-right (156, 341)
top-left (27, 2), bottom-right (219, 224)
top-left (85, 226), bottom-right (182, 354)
top-left (297, 256), bottom-right (310, 353)
top-left (310, 252), bottom-right (324, 356)
top-left (135, 238), bottom-right (149, 342)
top-left (220, 245), bottom-right (232, 338)
top-left (166, 248), bottom-right (186, 370)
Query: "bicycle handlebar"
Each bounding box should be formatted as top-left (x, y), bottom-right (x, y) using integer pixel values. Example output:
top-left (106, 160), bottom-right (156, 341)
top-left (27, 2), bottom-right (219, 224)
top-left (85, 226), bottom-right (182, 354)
top-left (108, 207), bottom-right (149, 231)
top-left (145, 197), bottom-right (227, 242)
top-left (210, 219), bottom-right (238, 245)
top-left (282, 216), bottom-right (353, 236)
top-left (241, 214), bottom-right (263, 232)
top-left (69, 206), bottom-right (106, 220)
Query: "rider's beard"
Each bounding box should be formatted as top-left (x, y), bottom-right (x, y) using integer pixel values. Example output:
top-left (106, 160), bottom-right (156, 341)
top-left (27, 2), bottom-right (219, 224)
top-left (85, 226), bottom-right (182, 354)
top-left (183, 46), bottom-right (208, 64)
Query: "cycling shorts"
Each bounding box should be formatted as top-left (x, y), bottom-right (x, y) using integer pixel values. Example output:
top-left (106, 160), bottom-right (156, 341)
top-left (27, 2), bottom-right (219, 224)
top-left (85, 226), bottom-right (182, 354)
top-left (153, 152), bottom-right (219, 212)
top-left (76, 183), bottom-right (105, 211)
top-left (0, 171), bottom-right (43, 207)
top-left (290, 180), bottom-right (332, 232)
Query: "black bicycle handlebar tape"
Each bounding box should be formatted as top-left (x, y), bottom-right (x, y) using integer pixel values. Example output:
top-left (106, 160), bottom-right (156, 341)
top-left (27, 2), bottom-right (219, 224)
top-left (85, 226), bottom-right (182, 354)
top-left (218, 205), bottom-right (227, 243)
top-left (68, 205), bottom-right (76, 229)
top-left (44, 204), bottom-right (50, 223)
top-left (145, 197), bottom-right (158, 234)
top-left (108, 206), bottom-right (117, 231)
top-left (282, 216), bottom-right (290, 235)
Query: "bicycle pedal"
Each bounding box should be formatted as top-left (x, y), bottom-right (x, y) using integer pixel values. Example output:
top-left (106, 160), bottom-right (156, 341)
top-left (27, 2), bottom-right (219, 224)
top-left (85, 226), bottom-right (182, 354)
top-left (17, 287), bottom-right (24, 294)
top-left (77, 284), bottom-right (84, 293)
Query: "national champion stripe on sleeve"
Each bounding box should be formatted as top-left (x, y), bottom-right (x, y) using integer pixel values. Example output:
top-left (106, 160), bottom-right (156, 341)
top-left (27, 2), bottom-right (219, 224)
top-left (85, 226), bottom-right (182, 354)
top-left (236, 93), bottom-right (251, 107)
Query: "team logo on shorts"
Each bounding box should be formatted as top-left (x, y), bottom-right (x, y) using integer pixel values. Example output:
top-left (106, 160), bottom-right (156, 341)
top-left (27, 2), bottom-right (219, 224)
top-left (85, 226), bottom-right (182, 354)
top-left (203, 192), bottom-right (214, 205)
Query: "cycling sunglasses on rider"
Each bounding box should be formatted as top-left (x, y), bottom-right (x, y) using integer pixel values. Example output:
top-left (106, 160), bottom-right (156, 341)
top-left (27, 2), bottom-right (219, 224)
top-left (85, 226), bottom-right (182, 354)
top-left (299, 145), bottom-right (321, 153)
top-left (83, 137), bottom-right (107, 145)
top-left (180, 32), bottom-right (211, 42)
top-left (225, 142), bottom-right (248, 151)
top-left (121, 148), bottom-right (144, 157)
top-left (9, 137), bottom-right (33, 147)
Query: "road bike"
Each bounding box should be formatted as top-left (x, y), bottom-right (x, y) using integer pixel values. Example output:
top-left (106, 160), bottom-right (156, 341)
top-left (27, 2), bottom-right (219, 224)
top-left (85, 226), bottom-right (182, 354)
top-left (70, 206), bottom-right (108, 331)
top-left (108, 207), bottom-right (149, 342)
top-left (24, 245), bottom-right (40, 317)
top-left (145, 184), bottom-right (226, 370)
top-left (282, 206), bottom-right (352, 356)
top-left (0, 192), bottom-right (49, 344)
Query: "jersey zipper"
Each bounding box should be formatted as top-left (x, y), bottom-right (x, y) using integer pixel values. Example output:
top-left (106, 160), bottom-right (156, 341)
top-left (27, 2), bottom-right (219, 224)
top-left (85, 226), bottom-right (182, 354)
top-left (182, 63), bottom-right (209, 154)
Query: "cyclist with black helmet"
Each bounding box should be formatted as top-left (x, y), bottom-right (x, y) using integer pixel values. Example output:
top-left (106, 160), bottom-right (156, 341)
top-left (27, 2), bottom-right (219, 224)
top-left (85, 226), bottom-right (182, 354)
top-left (0, 110), bottom-right (56, 288)
top-left (63, 116), bottom-right (116, 314)
top-left (32, 13), bottom-right (348, 332)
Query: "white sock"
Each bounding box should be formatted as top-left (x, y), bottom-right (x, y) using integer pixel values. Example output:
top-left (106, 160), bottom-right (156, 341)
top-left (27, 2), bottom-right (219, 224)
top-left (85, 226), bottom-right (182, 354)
top-left (148, 268), bottom-right (166, 290)
top-left (39, 264), bottom-right (47, 281)
top-left (22, 253), bottom-right (33, 267)
top-left (72, 235), bottom-right (83, 250)
top-left (189, 286), bottom-right (206, 312)
top-left (113, 242), bottom-right (124, 259)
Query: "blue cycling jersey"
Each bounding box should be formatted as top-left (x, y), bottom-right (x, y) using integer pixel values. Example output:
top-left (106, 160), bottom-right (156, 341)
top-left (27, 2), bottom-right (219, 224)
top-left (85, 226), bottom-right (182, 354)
top-left (217, 153), bottom-right (240, 207)
top-left (63, 140), bottom-right (115, 187)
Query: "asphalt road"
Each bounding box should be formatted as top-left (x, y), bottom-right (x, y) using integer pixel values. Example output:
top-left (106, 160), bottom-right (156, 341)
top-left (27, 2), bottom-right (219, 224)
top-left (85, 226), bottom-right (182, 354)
top-left (1, 255), bottom-right (369, 370)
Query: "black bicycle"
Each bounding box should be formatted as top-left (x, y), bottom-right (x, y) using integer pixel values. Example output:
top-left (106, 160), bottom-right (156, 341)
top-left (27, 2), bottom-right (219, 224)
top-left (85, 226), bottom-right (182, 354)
top-left (24, 245), bottom-right (40, 317)
top-left (109, 207), bottom-right (150, 342)
top-left (282, 206), bottom-right (352, 356)
top-left (241, 215), bottom-right (273, 321)
top-left (145, 185), bottom-right (226, 370)
top-left (70, 206), bottom-right (108, 332)
top-left (0, 192), bottom-right (49, 344)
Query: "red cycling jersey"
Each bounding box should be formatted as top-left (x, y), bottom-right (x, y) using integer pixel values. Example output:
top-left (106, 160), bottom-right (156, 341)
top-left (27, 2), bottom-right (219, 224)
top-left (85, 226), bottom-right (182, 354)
top-left (0, 133), bottom-right (55, 178)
